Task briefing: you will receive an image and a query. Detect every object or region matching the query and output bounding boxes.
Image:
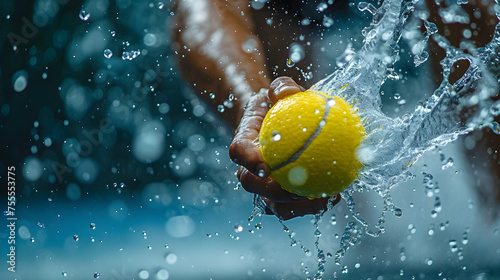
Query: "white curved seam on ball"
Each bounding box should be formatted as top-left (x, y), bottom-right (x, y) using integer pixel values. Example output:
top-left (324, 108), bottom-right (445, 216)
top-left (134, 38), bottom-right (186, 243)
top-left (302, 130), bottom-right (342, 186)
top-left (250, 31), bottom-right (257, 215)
top-left (271, 94), bottom-right (332, 171)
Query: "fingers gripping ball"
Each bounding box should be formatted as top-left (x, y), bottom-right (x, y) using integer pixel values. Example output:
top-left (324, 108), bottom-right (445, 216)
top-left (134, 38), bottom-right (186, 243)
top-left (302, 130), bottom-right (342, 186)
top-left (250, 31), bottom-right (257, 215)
top-left (259, 91), bottom-right (366, 198)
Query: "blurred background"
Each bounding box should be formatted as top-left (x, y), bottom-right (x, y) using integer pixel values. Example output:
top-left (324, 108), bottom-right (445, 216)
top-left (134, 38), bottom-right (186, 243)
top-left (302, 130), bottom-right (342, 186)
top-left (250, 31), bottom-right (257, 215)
top-left (0, 0), bottom-right (499, 279)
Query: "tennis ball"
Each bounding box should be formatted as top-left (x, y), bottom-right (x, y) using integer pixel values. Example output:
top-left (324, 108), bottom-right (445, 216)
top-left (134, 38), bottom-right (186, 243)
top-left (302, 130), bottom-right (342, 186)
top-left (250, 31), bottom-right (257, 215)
top-left (259, 90), bottom-right (366, 198)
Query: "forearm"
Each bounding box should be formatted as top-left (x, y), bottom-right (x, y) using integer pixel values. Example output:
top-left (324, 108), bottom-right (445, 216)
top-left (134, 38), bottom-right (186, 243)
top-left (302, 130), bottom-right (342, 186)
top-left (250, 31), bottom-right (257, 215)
top-left (172, 0), bottom-right (271, 128)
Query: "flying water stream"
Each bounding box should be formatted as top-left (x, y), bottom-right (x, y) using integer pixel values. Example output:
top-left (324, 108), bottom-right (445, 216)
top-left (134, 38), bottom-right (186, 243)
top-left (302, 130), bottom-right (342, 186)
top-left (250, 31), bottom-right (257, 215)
top-left (251, 0), bottom-right (500, 277)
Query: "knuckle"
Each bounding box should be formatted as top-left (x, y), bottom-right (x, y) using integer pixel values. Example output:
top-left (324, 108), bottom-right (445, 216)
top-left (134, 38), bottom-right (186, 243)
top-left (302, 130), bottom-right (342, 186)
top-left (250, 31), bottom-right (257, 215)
top-left (239, 170), bottom-right (255, 193)
top-left (228, 141), bottom-right (239, 162)
top-left (229, 139), bottom-right (251, 166)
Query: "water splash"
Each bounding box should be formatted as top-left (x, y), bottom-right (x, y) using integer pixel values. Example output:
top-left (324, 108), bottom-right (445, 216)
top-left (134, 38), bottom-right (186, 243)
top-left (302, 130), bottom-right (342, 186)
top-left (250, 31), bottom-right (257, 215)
top-left (252, 0), bottom-right (500, 274)
top-left (312, 214), bottom-right (327, 280)
top-left (310, 0), bottom-right (499, 248)
top-left (335, 43), bottom-right (356, 68)
top-left (413, 20), bottom-right (438, 66)
top-left (122, 50), bottom-right (141, 60)
top-left (358, 2), bottom-right (378, 14)
top-left (248, 194), bottom-right (267, 222)
top-left (438, 4), bottom-right (470, 24)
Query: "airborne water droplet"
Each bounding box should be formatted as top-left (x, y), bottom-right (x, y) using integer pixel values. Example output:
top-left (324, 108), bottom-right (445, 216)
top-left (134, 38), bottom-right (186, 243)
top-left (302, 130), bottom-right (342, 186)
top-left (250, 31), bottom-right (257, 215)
top-left (341, 265), bottom-right (348, 273)
top-left (12, 70), bottom-right (28, 92)
top-left (358, 2), bottom-right (377, 14)
top-left (103, 49), bottom-right (113, 59)
top-left (122, 50), bottom-right (141, 60)
top-left (301, 18), bottom-right (311, 26)
top-left (271, 131), bottom-right (281, 141)
top-left (438, 5), bottom-right (470, 24)
top-left (387, 68), bottom-right (400, 80)
top-left (434, 196), bottom-right (442, 212)
top-left (257, 169), bottom-right (265, 178)
top-left (423, 172), bottom-right (434, 197)
top-left (428, 226), bottom-right (434, 236)
top-left (490, 102), bottom-right (500, 116)
top-left (408, 224), bottom-right (416, 234)
top-left (431, 210), bottom-right (437, 218)
top-left (393, 208), bottom-right (403, 218)
top-left (414, 51), bottom-right (430, 66)
top-left (442, 157), bottom-right (454, 169)
top-left (234, 224), bottom-right (243, 233)
top-left (330, 214), bottom-right (337, 225)
top-left (223, 99), bottom-right (233, 108)
top-left (323, 16), bottom-right (334, 27)
top-left (317, 2), bottom-right (328, 12)
top-left (251, 0), bottom-right (266, 10)
top-left (449, 240), bottom-right (458, 252)
top-left (289, 43), bottom-right (305, 63)
top-left (79, 9), bottom-right (90, 21)
top-left (242, 37), bottom-right (258, 53)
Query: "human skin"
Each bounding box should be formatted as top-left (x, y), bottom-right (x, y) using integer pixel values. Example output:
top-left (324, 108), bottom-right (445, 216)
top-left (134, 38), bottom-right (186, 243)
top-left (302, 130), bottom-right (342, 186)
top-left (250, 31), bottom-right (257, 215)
top-left (232, 77), bottom-right (341, 220)
top-left (171, 0), bottom-right (269, 127)
top-left (172, 0), bottom-right (499, 220)
top-left (172, 0), bottom-right (340, 220)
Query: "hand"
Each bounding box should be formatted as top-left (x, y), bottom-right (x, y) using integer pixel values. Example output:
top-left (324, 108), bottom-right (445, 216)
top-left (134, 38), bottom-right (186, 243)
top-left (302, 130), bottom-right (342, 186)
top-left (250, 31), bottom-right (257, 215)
top-left (229, 77), bottom-right (342, 220)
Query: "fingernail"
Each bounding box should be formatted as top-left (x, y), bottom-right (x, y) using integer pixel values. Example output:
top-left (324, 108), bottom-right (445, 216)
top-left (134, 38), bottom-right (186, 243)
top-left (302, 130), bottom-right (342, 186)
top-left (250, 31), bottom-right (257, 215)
top-left (280, 84), bottom-right (301, 93)
top-left (256, 162), bottom-right (270, 178)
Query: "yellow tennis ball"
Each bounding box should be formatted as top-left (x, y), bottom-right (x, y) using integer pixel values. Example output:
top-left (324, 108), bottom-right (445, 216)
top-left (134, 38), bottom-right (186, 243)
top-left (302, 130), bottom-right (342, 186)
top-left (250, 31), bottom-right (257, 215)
top-left (259, 90), bottom-right (366, 198)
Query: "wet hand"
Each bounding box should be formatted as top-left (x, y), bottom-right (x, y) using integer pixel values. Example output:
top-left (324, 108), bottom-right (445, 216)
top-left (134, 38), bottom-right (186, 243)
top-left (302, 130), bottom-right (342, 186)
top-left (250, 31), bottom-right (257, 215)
top-left (229, 77), bottom-right (342, 220)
